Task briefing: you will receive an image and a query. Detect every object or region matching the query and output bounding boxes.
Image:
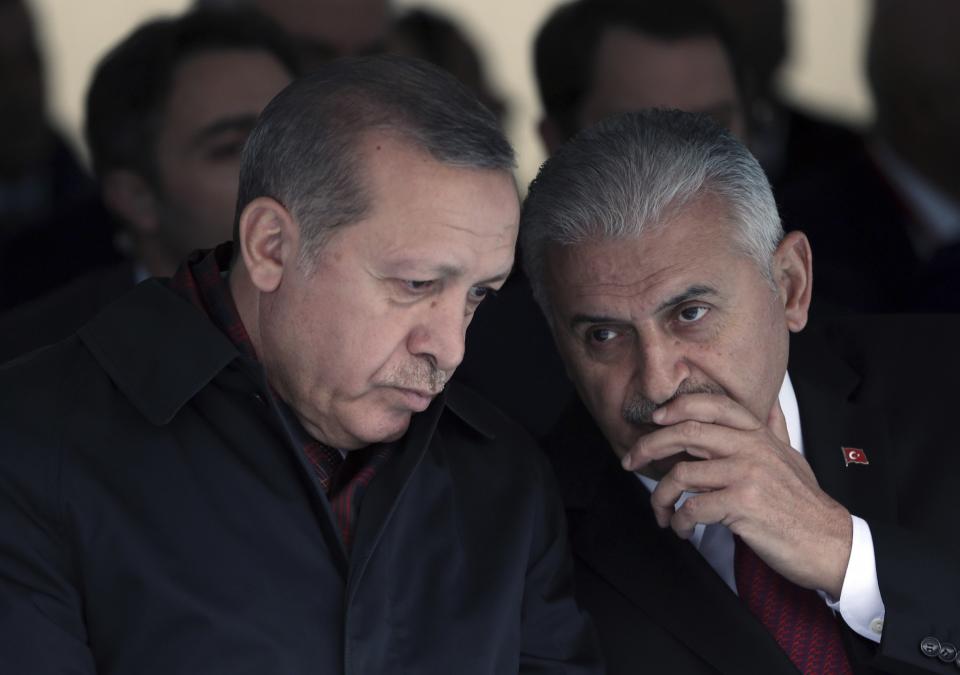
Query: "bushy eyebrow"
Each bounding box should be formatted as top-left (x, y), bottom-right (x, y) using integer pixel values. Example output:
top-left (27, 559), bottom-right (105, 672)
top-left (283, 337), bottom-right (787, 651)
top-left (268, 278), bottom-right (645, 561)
top-left (569, 284), bottom-right (718, 330)
top-left (385, 260), bottom-right (514, 287)
top-left (570, 313), bottom-right (619, 329)
top-left (655, 284), bottom-right (718, 313)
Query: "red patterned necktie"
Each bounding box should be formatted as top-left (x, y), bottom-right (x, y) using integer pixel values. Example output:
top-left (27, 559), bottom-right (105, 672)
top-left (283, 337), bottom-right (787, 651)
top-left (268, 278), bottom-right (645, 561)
top-left (734, 536), bottom-right (853, 675)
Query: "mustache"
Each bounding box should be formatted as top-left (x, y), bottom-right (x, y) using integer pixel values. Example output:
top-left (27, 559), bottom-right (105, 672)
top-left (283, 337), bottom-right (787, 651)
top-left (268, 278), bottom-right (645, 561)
top-left (381, 360), bottom-right (449, 394)
top-left (622, 381), bottom-right (727, 426)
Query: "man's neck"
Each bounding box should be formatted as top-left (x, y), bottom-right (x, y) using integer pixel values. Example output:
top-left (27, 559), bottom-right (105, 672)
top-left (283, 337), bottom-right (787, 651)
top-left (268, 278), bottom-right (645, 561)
top-left (228, 263), bottom-right (264, 360)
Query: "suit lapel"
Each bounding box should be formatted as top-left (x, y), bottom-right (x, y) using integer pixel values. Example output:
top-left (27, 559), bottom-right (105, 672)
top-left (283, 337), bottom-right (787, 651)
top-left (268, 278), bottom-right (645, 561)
top-left (553, 402), bottom-right (797, 675)
top-left (789, 327), bottom-right (897, 524)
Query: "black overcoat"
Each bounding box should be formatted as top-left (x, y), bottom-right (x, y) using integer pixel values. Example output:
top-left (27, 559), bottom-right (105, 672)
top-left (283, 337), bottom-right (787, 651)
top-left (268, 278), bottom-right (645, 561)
top-left (0, 280), bottom-right (602, 675)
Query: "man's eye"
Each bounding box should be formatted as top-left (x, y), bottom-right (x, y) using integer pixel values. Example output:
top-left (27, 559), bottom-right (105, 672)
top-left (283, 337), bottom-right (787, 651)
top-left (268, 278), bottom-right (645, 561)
top-left (403, 280), bottom-right (435, 293)
top-left (468, 286), bottom-right (494, 303)
top-left (588, 328), bottom-right (618, 344)
top-left (205, 139), bottom-right (247, 161)
top-left (678, 306), bottom-right (709, 323)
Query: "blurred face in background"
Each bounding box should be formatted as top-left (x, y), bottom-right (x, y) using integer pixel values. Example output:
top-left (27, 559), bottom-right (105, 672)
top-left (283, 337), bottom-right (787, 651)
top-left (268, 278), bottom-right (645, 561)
top-left (253, 0), bottom-right (391, 68)
top-left (142, 48), bottom-right (292, 272)
top-left (542, 26), bottom-right (745, 155)
top-left (580, 27), bottom-right (744, 138)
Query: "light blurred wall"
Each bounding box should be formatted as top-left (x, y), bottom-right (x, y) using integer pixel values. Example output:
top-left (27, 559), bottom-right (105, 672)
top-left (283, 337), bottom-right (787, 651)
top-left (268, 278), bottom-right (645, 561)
top-left (31, 0), bottom-right (873, 187)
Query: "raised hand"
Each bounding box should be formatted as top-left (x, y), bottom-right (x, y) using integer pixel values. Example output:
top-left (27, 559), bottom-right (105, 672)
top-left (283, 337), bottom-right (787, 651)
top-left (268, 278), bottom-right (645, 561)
top-left (621, 393), bottom-right (852, 597)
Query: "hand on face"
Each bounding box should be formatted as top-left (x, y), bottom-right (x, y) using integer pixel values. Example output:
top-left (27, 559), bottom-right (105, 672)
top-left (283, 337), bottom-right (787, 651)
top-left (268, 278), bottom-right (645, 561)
top-left (621, 392), bottom-right (852, 597)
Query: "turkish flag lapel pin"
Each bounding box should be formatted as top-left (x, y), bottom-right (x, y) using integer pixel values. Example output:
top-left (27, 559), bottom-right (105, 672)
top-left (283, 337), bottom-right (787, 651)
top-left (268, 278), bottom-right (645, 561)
top-left (842, 446), bottom-right (869, 466)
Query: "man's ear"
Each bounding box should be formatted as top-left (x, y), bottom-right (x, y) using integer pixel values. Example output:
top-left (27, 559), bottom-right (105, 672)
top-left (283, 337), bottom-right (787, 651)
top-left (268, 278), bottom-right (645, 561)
top-left (237, 196), bottom-right (298, 293)
top-left (101, 170), bottom-right (160, 235)
top-left (772, 230), bottom-right (813, 332)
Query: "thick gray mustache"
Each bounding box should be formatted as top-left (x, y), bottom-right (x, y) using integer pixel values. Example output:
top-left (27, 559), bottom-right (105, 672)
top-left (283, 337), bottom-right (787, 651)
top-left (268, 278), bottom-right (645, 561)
top-left (383, 361), bottom-right (448, 394)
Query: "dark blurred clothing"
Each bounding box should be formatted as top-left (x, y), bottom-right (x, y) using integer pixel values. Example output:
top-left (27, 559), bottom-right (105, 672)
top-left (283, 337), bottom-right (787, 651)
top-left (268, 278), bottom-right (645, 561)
top-left (778, 140), bottom-right (960, 315)
top-left (762, 104), bottom-right (868, 194)
top-left (0, 261), bottom-right (135, 363)
top-left (0, 133), bottom-right (120, 310)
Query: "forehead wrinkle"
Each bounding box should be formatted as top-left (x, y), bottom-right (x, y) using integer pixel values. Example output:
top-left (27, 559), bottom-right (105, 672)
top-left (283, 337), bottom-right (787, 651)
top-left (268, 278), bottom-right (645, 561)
top-left (417, 217), bottom-right (517, 241)
top-left (571, 259), bottom-right (689, 299)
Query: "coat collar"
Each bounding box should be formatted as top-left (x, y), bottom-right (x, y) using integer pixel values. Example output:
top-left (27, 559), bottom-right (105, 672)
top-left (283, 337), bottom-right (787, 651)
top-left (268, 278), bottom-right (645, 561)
top-left (78, 279), bottom-right (238, 426)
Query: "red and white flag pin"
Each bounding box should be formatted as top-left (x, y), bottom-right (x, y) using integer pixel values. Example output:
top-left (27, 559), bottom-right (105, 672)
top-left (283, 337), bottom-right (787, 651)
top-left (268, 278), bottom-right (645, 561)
top-left (842, 447), bottom-right (869, 466)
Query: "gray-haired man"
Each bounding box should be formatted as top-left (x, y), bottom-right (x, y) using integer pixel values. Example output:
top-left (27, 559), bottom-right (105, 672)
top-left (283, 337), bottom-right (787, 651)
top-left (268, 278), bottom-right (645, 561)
top-left (523, 108), bottom-right (960, 674)
top-left (0, 56), bottom-right (601, 674)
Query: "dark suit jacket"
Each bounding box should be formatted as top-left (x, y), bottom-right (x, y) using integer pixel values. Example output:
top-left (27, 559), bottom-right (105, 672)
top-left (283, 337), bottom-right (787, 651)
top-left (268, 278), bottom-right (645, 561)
top-left (545, 316), bottom-right (960, 674)
top-left (0, 279), bottom-right (601, 674)
top-left (0, 261), bottom-right (135, 363)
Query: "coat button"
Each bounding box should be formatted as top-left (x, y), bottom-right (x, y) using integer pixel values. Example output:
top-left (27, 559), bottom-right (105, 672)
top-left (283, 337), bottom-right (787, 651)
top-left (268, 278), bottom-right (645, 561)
top-left (920, 636), bottom-right (941, 658)
top-left (938, 642), bottom-right (958, 663)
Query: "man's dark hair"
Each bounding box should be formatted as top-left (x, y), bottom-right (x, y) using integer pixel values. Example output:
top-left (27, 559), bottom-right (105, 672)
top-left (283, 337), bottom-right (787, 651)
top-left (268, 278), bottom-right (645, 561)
top-left (235, 54), bottom-right (515, 265)
top-left (84, 8), bottom-right (300, 184)
top-left (534, 0), bottom-right (744, 140)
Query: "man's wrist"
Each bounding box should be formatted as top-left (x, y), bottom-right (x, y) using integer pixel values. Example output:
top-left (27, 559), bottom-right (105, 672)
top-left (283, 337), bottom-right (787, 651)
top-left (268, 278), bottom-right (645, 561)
top-left (825, 515), bottom-right (885, 643)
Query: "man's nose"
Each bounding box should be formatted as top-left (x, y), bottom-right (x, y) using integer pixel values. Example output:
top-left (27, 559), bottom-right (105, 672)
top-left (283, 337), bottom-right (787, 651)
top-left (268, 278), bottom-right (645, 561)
top-left (634, 331), bottom-right (690, 405)
top-left (407, 295), bottom-right (468, 374)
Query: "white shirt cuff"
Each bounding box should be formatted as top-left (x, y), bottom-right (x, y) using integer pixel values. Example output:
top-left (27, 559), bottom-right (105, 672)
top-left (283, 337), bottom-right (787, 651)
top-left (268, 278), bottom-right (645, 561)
top-left (824, 515), bottom-right (885, 643)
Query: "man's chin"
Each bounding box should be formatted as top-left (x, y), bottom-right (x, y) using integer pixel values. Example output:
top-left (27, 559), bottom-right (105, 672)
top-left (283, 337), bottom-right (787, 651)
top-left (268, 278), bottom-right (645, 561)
top-left (355, 409), bottom-right (415, 446)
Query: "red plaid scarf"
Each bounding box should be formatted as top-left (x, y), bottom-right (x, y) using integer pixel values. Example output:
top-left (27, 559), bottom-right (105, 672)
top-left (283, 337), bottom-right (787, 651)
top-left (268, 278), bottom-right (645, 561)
top-left (170, 245), bottom-right (392, 553)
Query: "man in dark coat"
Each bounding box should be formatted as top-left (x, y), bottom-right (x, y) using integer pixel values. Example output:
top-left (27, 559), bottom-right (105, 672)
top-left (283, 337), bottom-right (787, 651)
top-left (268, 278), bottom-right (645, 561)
top-left (520, 109), bottom-right (960, 674)
top-left (0, 56), bottom-right (601, 674)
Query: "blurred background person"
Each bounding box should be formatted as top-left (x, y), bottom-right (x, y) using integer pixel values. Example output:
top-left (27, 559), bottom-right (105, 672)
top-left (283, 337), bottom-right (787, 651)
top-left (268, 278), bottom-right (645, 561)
top-left (863, 0), bottom-right (960, 311)
top-left (198, 0), bottom-right (506, 123)
top-left (0, 7), bottom-right (297, 361)
top-left (534, 0), bottom-right (745, 153)
top-left (198, 0), bottom-right (392, 68)
top-left (386, 6), bottom-right (506, 127)
top-left (0, 0), bottom-right (116, 310)
top-left (775, 0), bottom-right (960, 314)
top-left (704, 0), bottom-right (866, 191)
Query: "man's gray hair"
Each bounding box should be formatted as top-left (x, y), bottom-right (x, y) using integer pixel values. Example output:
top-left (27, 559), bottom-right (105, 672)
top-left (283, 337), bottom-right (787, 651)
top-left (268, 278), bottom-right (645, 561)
top-left (520, 108), bottom-right (783, 312)
top-left (236, 55), bottom-right (515, 265)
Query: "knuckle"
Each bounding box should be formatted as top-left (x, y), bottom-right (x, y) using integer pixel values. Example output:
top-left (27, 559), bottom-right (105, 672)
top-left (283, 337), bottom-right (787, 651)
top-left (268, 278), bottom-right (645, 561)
top-left (680, 420), bottom-right (702, 439)
top-left (633, 438), bottom-right (650, 460)
top-left (671, 460), bottom-right (691, 484)
top-left (679, 495), bottom-right (699, 519)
